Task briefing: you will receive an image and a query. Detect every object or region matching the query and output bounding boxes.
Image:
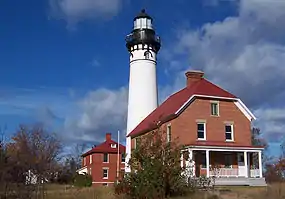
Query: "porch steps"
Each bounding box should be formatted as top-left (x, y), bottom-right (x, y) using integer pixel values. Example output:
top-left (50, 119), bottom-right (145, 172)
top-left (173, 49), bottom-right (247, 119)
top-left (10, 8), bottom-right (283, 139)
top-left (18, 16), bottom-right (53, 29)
top-left (214, 177), bottom-right (267, 187)
top-left (247, 178), bottom-right (267, 187)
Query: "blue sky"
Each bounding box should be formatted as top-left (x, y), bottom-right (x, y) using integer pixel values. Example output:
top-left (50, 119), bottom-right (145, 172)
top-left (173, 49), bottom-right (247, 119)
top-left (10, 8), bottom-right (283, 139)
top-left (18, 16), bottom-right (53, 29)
top-left (0, 0), bottom-right (284, 155)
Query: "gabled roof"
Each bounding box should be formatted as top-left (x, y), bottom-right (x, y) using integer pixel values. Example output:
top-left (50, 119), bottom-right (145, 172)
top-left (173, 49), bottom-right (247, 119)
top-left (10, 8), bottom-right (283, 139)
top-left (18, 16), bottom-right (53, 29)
top-left (82, 139), bottom-right (125, 157)
top-left (128, 76), bottom-right (255, 138)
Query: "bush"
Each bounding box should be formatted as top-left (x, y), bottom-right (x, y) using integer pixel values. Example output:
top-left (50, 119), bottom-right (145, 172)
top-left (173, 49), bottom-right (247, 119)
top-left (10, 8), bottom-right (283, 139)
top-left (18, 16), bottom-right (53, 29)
top-left (73, 174), bottom-right (92, 187)
top-left (115, 128), bottom-right (192, 199)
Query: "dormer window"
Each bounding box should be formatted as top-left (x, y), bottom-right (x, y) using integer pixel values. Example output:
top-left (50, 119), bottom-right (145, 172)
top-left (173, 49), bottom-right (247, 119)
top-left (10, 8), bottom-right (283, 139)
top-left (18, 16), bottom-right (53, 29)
top-left (111, 143), bottom-right (117, 148)
top-left (211, 101), bottom-right (219, 116)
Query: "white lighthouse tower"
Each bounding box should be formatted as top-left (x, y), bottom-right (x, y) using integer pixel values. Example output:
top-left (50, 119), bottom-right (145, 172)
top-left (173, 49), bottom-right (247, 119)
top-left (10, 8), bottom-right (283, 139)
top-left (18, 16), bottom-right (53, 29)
top-left (125, 9), bottom-right (161, 172)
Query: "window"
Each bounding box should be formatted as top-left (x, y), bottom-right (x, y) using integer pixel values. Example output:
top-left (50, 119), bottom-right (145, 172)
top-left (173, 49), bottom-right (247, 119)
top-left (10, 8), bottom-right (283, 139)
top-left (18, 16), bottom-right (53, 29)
top-left (111, 144), bottom-right (117, 148)
top-left (167, 124), bottom-right (172, 143)
top-left (103, 169), bottom-right (108, 179)
top-left (121, 153), bottom-right (125, 163)
top-left (197, 123), bottom-right (206, 140)
top-left (225, 124), bottom-right (234, 141)
top-left (224, 154), bottom-right (232, 168)
top-left (89, 155), bottom-right (92, 164)
top-left (103, 153), bottom-right (109, 163)
top-left (144, 51), bottom-right (152, 59)
top-left (211, 102), bottom-right (219, 116)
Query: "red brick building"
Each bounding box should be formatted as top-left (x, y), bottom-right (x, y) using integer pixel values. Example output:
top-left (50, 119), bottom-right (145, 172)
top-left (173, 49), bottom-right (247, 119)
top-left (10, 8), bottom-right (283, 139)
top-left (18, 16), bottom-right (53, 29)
top-left (127, 70), bottom-right (266, 186)
top-left (77, 133), bottom-right (125, 187)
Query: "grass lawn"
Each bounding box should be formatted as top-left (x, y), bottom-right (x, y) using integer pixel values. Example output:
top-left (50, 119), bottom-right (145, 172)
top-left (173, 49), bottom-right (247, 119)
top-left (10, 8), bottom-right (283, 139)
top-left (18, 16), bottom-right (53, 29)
top-left (4, 183), bottom-right (285, 199)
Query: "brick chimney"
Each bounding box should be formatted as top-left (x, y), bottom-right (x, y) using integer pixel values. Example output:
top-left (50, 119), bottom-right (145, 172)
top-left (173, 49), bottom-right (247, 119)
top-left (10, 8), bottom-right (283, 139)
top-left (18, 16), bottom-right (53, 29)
top-left (185, 70), bottom-right (204, 87)
top-left (105, 133), bottom-right (111, 141)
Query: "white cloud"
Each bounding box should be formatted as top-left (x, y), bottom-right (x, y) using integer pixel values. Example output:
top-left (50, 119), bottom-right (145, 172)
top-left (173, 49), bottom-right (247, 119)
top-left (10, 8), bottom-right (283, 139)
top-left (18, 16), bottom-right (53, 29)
top-left (63, 87), bottom-right (128, 143)
top-left (49, 0), bottom-right (124, 26)
top-left (161, 0), bottom-right (285, 142)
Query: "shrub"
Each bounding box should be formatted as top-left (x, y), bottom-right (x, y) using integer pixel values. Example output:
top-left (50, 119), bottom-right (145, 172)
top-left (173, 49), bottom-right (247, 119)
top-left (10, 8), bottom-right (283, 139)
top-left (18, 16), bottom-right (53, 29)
top-left (73, 174), bottom-right (92, 187)
top-left (115, 128), bottom-right (192, 199)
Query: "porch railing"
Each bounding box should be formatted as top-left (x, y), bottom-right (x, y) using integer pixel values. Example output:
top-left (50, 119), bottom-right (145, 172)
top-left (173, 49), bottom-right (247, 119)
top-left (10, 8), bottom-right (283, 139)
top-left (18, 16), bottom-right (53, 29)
top-left (250, 169), bottom-right (260, 178)
top-left (210, 168), bottom-right (238, 177)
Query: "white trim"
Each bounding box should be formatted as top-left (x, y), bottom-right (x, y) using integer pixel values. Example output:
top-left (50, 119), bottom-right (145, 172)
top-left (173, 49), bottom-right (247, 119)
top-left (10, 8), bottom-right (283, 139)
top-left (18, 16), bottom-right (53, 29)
top-left (183, 145), bottom-right (263, 152)
top-left (244, 151), bottom-right (248, 178)
top-left (167, 124), bottom-right (171, 142)
top-left (197, 122), bottom-right (206, 140)
top-left (237, 99), bottom-right (256, 120)
top-left (225, 123), bottom-right (234, 142)
top-left (234, 101), bottom-right (251, 121)
top-left (210, 101), bottom-right (219, 116)
top-left (258, 151), bottom-right (263, 178)
top-left (175, 95), bottom-right (195, 114)
top-left (89, 154), bottom-right (92, 164)
top-left (103, 168), bottom-right (109, 179)
top-left (206, 150), bottom-right (210, 177)
top-left (76, 166), bottom-right (87, 173)
top-left (174, 94), bottom-right (256, 121)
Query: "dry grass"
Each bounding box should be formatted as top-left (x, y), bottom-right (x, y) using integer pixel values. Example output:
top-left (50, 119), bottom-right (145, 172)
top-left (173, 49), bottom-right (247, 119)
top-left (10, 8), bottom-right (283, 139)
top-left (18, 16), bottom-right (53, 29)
top-left (27, 183), bottom-right (285, 199)
top-left (43, 185), bottom-right (119, 199)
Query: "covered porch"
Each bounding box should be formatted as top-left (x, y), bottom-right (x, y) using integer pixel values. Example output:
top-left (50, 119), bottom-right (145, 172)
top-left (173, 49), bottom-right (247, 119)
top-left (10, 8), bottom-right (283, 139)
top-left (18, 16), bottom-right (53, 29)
top-left (181, 146), bottom-right (264, 179)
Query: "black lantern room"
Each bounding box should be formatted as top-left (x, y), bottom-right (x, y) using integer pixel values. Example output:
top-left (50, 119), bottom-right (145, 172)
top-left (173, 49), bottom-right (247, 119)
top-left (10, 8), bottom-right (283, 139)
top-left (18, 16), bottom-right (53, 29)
top-left (126, 9), bottom-right (161, 53)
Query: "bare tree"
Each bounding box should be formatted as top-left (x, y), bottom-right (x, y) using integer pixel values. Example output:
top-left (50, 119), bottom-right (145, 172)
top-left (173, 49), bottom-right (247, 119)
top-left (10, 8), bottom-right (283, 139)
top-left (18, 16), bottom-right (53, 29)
top-left (7, 124), bottom-right (62, 183)
top-left (70, 143), bottom-right (87, 170)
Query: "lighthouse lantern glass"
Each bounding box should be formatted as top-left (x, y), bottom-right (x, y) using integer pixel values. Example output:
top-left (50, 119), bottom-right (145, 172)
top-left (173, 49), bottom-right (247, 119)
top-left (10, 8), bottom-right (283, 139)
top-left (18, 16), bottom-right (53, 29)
top-left (134, 18), bottom-right (153, 30)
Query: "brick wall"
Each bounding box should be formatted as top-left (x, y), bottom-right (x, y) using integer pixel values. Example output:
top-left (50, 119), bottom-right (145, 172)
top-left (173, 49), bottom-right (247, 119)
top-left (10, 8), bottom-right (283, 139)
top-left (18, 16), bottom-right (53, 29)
top-left (84, 153), bottom-right (125, 187)
top-left (131, 97), bottom-right (252, 148)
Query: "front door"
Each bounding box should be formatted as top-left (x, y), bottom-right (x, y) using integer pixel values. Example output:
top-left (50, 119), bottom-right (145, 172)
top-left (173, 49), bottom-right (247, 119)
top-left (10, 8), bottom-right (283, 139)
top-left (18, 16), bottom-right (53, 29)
top-left (237, 153), bottom-right (246, 177)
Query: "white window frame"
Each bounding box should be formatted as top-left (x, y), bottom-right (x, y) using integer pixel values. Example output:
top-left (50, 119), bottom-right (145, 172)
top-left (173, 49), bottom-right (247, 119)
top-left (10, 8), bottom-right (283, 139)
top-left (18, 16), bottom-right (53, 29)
top-left (103, 168), bottom-right (108, 179)
top-left (89, 155), bottom-right (92, 164)
top-left (197, 122), bottom-right (206, 140)
top-left (166, 124), bottom-right (171, 143)
top-left (111, 143), bottom-right (117, 148)
top-left (225, 124), bottom-right (234, 141)
top-left (210, 101), bottom-right (219, 116)
top-left (103, 153), bottom-right (109, 163)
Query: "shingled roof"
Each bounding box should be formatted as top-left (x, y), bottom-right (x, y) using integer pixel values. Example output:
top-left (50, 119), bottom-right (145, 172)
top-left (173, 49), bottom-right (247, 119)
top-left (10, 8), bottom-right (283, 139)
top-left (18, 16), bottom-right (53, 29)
top-left (82, 133), bottom-right (125, 157)
top-left (127, 70), bottom-right (241, 138)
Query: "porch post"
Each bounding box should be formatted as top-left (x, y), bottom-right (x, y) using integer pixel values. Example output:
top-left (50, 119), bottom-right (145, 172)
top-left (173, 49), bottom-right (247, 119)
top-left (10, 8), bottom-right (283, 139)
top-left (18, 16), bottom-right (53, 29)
top-left (188, 149), bottom-right (195, 177)
top-left (206, 150), bottom-right (210, 177)
top-left (180, 152), bottom-right (183, 168)
top-left (258, 151), bottom-right (263, 178)
top-left (244, 151), bottom-right (248, 178)
top-left (247, 152), bottom-right (251, 178)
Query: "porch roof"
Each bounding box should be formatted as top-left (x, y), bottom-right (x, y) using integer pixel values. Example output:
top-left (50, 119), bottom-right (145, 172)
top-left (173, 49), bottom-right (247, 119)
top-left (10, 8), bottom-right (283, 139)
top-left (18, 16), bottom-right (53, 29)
top-left (186, 141), bottom-right (264, 151)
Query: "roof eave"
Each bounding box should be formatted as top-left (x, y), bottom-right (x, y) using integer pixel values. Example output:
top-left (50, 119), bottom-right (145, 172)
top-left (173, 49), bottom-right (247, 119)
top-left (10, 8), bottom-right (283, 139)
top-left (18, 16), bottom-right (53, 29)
top-left (128, 113), bottom-right (177, 138)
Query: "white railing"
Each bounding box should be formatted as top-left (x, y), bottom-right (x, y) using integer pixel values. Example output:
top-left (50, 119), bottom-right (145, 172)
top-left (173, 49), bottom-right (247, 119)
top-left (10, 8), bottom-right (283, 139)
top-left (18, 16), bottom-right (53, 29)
top-left (210, 168), bottom-right (239, 177)
top-left (250, 169), bottom-right (260, 178)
